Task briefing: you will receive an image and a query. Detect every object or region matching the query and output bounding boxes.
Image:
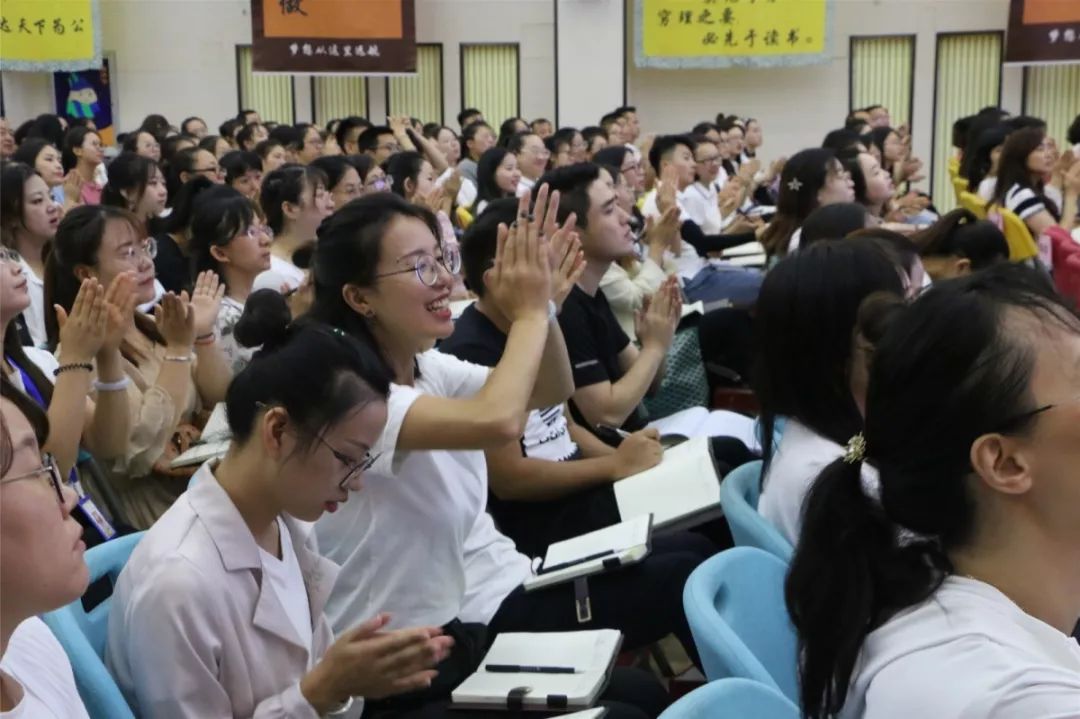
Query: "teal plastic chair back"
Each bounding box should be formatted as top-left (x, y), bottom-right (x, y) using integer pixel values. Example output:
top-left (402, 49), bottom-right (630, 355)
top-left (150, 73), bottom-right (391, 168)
top-left (683, 547), bottom-right (799, 702)
top-left (659, 678), bottom-right (799, 719)
top-left (41, 532), bottom-right (143, 719)
top-left (719, 461), bottom-right (794, 561)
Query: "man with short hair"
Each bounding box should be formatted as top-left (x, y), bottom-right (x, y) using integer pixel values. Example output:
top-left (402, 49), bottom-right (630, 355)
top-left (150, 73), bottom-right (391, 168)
top-left (180, 116), bottom-right (208, 138)
top-left (457, 120), bottom-right (495, 189)
top-left (237, 109), bottom-right (262, 126)
top-left (615, 106), bottom-right (640, 144)
top-left (867, 104), bottom-right (891, 128)
top-left (457, 108), bottom-right (484, 131)
top-left (356, 125), bottom-right (401, 164)
top-left (600, 112), bottom-right (625, 145)
top-left (336, 115), bottom-right (371, 155)
top-left (530, 118), bottom-right (554, 139)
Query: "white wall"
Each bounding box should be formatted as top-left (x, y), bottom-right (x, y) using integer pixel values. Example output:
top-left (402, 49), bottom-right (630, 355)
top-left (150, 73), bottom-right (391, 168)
top-left (627, 0), bottom-right (1023, 191)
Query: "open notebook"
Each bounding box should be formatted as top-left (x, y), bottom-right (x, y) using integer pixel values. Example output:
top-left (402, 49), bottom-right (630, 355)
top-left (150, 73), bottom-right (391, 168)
top-left (523, 515), bottom-right (653, 592)
top-left (451, 630), bottom-right (622, 711)
top-left (169, 403), bottom-right (231, 469)
top-left (613, 436), bottom-right (722, 531)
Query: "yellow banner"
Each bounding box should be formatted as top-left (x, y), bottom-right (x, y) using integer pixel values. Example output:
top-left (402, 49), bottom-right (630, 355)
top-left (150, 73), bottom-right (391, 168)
top-left (640, 0), bottom-right (828, 66)
top-left (1, 0), bottom-right (98, 70)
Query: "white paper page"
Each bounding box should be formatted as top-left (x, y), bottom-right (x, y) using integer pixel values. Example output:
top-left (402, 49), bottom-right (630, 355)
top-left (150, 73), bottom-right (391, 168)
top-left (681, 301), bottom-right (705, 319)
top-left (170, 439), bottom-right (230, 469)
top-left (721, 241), bottom-right (766, 256)
top-left (543, 516), bottom-right (651, 568)
top-left (199, 403), bottom-right (230, 443)
top-left (482, 630), bottom-right (620, 671)
top-left (649, 408), bottom-right (759, 451)
top-left (614, 437), bottom-right (721, 526)
top-left (453, 671), bottom-right (599, 706)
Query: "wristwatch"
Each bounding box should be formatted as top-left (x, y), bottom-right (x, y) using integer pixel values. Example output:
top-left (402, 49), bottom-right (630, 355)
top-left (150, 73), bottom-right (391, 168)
top-left (548, 299), bottom-right (558, 321)
top-left (326, 696), bottom-right (354, 716)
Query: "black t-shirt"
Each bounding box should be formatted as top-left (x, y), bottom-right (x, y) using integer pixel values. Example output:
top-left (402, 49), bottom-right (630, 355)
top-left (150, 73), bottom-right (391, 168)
top-left (439, 304), bottom-right (618, 556)
top-left (557, 285), bottom-right (647, 432)
top-left (153, 233), bottom-right (193, 294)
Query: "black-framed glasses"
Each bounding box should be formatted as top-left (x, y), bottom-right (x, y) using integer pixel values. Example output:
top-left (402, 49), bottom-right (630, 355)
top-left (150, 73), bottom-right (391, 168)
top-left (0, 453), bottom-right (65, 506)
top-left (309, 433), bottom-right (378, 489)
top-left (375, 246), bottom-right (461, 287)
top-left (992, 393), bottom-right (1080, 433)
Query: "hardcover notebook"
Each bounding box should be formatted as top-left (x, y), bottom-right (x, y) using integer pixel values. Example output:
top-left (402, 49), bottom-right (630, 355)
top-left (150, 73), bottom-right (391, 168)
top-left (613, 436), bottom-right (722, 531)
top-left (170, 403), bottom-right (231, 469)
top-left (451, 630), bottom-right (623, 711)
top-left (523, 515), bottom-right (653, 592)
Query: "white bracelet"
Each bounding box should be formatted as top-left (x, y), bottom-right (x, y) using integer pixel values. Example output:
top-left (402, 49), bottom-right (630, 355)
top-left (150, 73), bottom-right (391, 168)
top-left (326, 696), bottom-right (354, 716)
top-left (93, 376), bottom-right (131, 392)
top-left (164, 354), bottom-right (194, 363)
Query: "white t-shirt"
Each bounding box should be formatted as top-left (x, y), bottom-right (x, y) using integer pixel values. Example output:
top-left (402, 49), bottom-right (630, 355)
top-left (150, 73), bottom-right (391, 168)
top-left (759, 418), bottom-right (879, 546)
top-left (316, 350), bottom-right (532, 632)
top-left (15, 257), bottom-right (47, 349)
top-left (457, 178), bottom-right (478, 210)
top-left (522, 405), bottom-right (577, 462)
top-left (978, 176), bottom-right (997, 202)
top-left (258, 517), bottom-right (314, 654)
top-left (679, 182), bottom-right (723, 235)
top-left (253, 255), bottom-right (305, 294)
top-left (215, 296), bottom-right (255, 376)
top-left (844, 576), bottom-right (1080, 718)
top-left (641, 186), bottom-right (706, 280)
top-left (516, 176), bottom-right (536, 198)
top-left (0, 617), bottom-right (90, 719)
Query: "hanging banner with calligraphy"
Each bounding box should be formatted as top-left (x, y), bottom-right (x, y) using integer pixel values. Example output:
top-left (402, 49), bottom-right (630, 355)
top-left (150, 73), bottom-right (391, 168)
top-left (252, 0), bottom-right (416, 73)
top-left (1005, 0), bottom-right (1080, 65)
top-left (636, 0), bottom-right (832, 69)
top-left (0, 0), bottom-right (101, 72)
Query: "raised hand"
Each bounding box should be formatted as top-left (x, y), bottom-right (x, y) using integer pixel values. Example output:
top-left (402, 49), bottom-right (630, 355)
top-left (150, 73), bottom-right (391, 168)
top-left (656, 166), bottom-right (679, 215)
top-left (489, 187), bottom-right (555, 323)
top-left (634, 275), bottom-right (681, 351)
top-left (644, 206), bottom-right (680, 258)
top-left (55, 278), bottom-right (107, 364)
top-left (718, 178), bottom-right (745, 218)
top-left (549, 213), bottom-right (585, 312)
top-left (303, 613), bottom-right (454, 710)
top-left (154, 292), bottom-right (196, 352)
top-left (190, 270), bottom-right (226, 338)
top-left (62, 170), bottom-right (85, 206)
top-left (101, 271), bottom-right (138, 355)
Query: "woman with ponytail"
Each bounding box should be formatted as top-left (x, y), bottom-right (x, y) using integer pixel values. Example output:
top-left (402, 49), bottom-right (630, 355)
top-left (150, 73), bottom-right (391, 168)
top-left (106, 309), bottom-right (453, 718)
top-left (752, 239), bottom-right (905, 545)
top-left (788, 264), bottom-right (1080, 718)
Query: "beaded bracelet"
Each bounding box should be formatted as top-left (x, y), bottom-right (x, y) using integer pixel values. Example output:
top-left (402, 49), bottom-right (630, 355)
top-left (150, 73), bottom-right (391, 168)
top-left (53, 362), bottom-right (93, 376)
top-left (164, 354), bottom-right (194, 363)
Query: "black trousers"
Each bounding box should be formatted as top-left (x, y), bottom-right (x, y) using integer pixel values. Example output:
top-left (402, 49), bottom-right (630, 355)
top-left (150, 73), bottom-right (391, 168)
top-left (489, 531), bottom-right (713, 669)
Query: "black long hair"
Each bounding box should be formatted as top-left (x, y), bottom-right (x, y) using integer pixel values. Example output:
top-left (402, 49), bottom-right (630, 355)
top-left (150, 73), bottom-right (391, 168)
top-left (913, 208), bottom-right (1009, 270)
top-left (751, 239), bottom-right (905, 474)
top-left (307, 192), bottom-right (441, 378)
top-left (760, 148), bottom-right (840, 258)
top-left (961, 124), bottom-right (1009, 193)
top-left (786, 264), bottom-right (1079, 718)
top-left (188, 185), bottom-right (256, 280)
top-left (990, 126), bottom-right (1060, 219)
top-left (473, 147), bottom-right (514, 212)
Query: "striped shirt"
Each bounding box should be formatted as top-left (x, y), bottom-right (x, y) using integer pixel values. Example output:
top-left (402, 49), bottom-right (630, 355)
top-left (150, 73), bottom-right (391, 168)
top-left (1005, 183), bottom-right (1058, 222)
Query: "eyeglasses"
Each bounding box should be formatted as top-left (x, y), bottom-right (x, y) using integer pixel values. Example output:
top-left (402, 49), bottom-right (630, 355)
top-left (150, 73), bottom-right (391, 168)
top-left (621, 162), bottom-right (641, 174)
top-left (375, 142), bottom-right (402, 154)
top-left (1, 453), bottom-right (65, 506)
top-left (523, 146), bottom-right (550, 157)
top-left (365, 176), bottom-right (393, 193)
top-left (240, 224), bottom-right (274, 242)
top-left (375, 246), bottom-right (462, 287)
top-left (310, 432), bottom-right (378, 490)
top-left (0, 247), bottom-right (22, 263)
top-left (118, 237), bottom-right (157, 262)
top-left (696, 155), bottom-right (722, 165)
top-left (193, 165), bottom-right (224, 177)
top-left (994, 393), bottom-right (1080, 432)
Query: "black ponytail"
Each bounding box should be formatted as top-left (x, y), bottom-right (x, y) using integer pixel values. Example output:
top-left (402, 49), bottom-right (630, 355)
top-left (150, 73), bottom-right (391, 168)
top-left (787, 263), bottom-right (1079, 718)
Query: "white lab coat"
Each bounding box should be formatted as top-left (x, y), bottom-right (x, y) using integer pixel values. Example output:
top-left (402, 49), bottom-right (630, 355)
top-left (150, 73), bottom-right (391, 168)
top-left (106, 462), bottom-right (357, 718)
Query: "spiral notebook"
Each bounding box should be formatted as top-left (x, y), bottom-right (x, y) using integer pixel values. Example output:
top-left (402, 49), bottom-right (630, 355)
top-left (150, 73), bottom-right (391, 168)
top-left (451, 630), bottom-right (623, 711)
top-left (613, 436), bottom-right (722, 531)
top-left (523, 515), bottom-right (653, 592)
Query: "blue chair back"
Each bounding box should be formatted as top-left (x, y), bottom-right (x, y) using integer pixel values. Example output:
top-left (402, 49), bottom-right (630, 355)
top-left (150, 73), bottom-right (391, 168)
top-left (659, 678), bottom-right (799, 719)
top-left (41, 532), bottom-right (144, 719)
top-left (683, 547), bottom-right (799, 702)
top-left (719, 461), bottom-right (794, 562)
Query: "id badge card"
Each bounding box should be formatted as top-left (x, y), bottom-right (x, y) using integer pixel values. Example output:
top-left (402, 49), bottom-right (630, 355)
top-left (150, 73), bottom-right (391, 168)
top-left (77, 495), bottom-right (117, 541)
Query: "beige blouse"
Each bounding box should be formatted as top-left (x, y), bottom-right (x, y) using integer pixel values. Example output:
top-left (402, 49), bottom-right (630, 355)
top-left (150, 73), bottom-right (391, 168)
top-left (98, 328), bottom-right (200, 530)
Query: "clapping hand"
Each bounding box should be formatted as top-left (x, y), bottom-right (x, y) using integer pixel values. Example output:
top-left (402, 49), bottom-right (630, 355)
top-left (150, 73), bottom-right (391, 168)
top-left (189, 271), bottom-right (226, 338)
top-left (635, 275), bottom-right (681, 351)
top-left (55, 278), bottom-right (107, 364)
top-left (548, 212), bottom-right (585, 312)
top-left (488, 187), bottom-right (555, 323)
top-left (101, 271), bottom-right (138, 355)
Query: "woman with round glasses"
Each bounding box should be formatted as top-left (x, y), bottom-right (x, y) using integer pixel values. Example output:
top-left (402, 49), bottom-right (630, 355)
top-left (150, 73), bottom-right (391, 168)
top-left (189, 185), bottom-right (273, 375)
top-left (307, 191), bottom-right (673, 718)
top-left (106, 318), bottom-right (453, 718)
top-left (0, 394), bottom-right (91, 718)
top-left (45, 205), bottom-right (229, 529)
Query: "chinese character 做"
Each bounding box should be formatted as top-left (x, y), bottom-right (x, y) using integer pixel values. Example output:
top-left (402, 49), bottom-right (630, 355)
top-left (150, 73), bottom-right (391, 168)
top-left (279, 0), bottom-right (308, 16)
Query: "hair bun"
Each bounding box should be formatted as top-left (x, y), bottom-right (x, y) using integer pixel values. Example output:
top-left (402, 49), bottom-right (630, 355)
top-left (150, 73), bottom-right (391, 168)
top-left (234, 289), bottom-right (292, 350)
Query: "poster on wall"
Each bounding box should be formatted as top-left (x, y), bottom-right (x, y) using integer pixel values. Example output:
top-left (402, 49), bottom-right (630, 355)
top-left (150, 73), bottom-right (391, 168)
top-left (0, 0), bottom-right (101, 72)
top-left (251, 0), bottom-right (416, 73)
top-left (1005, 0), bottom-right (1080, 64)
top-left (53, 57), bottom-right (115, 146)
top-left (635, 0), bottom-right (832, 69)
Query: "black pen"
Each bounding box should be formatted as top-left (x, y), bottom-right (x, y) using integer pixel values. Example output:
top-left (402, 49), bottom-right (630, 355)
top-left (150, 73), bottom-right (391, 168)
top-left (537, 549), bottom-right (616, 575)
top-left (486, 664), bottom-right (577, 674)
